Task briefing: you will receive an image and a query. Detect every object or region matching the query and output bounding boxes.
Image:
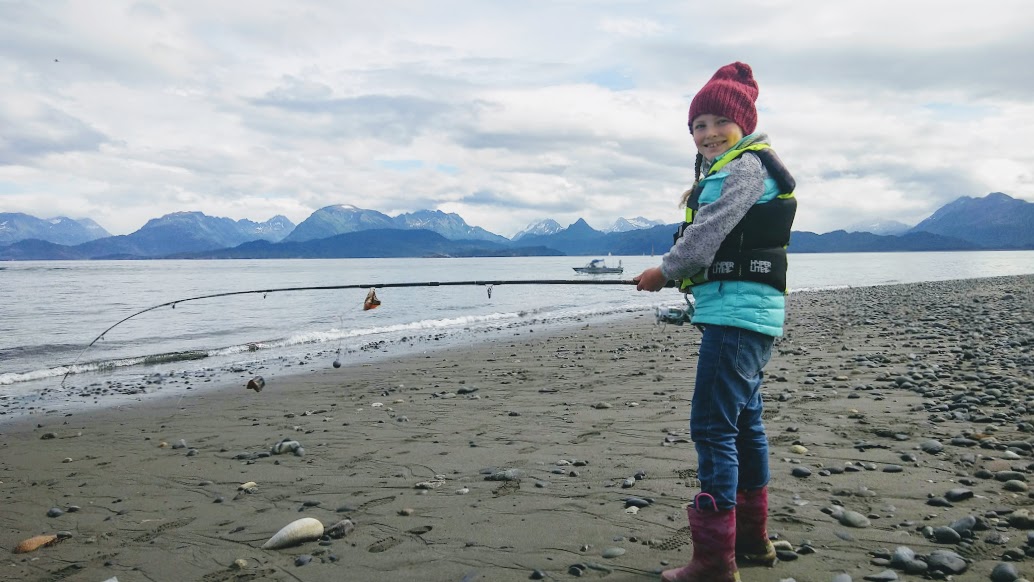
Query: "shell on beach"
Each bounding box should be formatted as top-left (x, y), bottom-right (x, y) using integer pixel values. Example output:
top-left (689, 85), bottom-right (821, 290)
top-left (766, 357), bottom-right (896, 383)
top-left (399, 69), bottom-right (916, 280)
top-left (261, 517), bottom-right (324, 550)
top-left (13, 534), bottom-right (61, 554)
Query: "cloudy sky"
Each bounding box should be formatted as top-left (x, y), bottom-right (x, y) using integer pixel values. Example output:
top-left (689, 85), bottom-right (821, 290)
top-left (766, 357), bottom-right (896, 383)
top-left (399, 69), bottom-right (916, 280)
top-left (2, 1), bottom-right (1033, 237)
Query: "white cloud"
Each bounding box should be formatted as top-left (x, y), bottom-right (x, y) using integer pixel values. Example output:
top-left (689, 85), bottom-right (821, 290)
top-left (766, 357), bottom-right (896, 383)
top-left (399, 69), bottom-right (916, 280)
top-left (1, 0), bottom-right (1032, 236)
top-left (598, 17), bottom-right (664, 39)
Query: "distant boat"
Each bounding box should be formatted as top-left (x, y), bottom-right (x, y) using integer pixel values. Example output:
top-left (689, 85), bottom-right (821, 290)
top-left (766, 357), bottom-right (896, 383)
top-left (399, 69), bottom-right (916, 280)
top-left (573, 259), bottom-right (623, 274)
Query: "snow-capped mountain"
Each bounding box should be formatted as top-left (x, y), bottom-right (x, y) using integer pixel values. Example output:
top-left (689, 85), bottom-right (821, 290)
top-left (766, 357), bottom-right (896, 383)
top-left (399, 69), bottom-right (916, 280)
top-left (284, 205), bottom-right (396, 242)
top-left (241, 215), bottom-right (294, 239)
top-left (393, 210), bottom-right (510, 243)
top-left (603, 216), bottom-right (666, 233)
top-left (0, 213), bottom-right (112, 245)
top-left (75, 217), bottom-right (111, 239)
top-left (511, 219), bottom-right (564, 241)
top-left (285, 205), bottom-right (509, 244)
top-left (844, 219), bottom-right (912, 236)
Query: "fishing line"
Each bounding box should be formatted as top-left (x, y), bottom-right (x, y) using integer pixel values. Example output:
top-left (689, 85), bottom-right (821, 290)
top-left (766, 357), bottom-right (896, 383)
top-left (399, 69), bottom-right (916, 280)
top-left (60, 278), bottom-right (677, 387)
top-left (333, 315), bottom-right (345, 368)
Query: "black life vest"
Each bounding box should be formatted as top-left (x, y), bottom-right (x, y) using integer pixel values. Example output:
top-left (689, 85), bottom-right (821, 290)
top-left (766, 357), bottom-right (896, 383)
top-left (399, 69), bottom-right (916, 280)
top-left (675, 144), bottom-right (796, 292)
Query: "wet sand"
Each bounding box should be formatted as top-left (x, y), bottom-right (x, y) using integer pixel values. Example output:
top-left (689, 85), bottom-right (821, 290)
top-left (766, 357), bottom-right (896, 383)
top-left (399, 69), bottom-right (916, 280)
top-left (2, 275), bottom-right (1033, 582)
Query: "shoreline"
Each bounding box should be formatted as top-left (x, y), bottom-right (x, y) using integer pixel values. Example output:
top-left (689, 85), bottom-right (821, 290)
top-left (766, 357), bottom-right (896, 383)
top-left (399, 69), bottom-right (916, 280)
top-left (0, 300), bottom-right (667, 426)
top-left (2, 275), bottom-right (1033, 581)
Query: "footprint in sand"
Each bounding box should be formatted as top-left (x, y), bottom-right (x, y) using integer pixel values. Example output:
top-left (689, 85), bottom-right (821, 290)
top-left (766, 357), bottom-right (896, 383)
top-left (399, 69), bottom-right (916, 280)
top-left (367, 536), bottom-right (403, 553)
top-left (133, 516), bottom-right (196, 542)
top-left (356, 495), bottom-right (396, 511)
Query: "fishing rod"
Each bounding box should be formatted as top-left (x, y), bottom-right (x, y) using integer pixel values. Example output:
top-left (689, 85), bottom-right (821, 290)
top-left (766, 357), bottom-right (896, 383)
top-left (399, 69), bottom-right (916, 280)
top-left (60, 278), bottom-right (681, 387)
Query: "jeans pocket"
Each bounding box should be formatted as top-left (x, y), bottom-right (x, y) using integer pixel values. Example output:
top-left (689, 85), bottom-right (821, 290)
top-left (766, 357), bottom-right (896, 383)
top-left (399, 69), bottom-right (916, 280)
top-left (734, 329), bottom-right (773, 378)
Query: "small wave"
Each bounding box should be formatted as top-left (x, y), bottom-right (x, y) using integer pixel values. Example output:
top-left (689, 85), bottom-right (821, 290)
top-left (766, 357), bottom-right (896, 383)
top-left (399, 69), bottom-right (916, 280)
top-left (0, 366), bottom-right (70, 386)
top-left (142, 350), bottom-right (209, 365)
top-left (1, 348), bottom-right (215, 386)
top-left (240, 311), bottom-right (529, 351)
top-left (200, 310), bottom-right (560, 359)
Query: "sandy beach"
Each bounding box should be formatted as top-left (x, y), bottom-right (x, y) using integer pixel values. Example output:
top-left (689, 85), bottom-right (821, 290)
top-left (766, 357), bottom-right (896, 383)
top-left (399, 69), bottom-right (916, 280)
top-left (3, 275), bottom-right (1034, 582)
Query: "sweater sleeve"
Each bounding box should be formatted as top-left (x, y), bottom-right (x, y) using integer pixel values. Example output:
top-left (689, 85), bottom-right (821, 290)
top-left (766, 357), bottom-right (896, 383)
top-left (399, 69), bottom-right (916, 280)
top-left (660, 153), bottom-right (768, 281)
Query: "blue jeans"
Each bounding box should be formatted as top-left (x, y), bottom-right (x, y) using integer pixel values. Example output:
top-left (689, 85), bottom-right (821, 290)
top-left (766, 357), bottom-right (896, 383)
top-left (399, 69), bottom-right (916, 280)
top-left (690, 324), bottom-right (773, 510)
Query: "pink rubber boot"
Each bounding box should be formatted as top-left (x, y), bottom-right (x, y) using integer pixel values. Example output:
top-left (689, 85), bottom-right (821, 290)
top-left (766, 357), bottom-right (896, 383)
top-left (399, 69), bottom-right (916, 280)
top-left (661, 494), bottom-right (740, 582)
top-left (736, 486), bottom-right (777, 566)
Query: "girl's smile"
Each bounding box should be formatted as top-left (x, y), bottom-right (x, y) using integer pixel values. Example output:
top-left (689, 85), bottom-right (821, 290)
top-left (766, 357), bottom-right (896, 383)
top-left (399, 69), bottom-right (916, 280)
top-left (691, 114), bottom-right (744, 160)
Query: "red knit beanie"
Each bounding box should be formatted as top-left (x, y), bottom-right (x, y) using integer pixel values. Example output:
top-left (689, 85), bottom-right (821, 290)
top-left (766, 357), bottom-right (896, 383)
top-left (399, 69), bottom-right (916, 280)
top-left (688, 62), bottom-right (759, 134)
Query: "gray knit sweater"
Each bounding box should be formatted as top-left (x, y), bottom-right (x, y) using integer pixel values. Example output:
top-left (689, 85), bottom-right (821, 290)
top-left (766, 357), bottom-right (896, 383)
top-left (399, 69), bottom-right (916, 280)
top-left (660, 133), bottom-right (771, 282)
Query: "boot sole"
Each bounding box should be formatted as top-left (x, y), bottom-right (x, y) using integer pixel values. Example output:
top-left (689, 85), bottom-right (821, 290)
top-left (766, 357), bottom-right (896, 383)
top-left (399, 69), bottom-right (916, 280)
top-left (736, 551), bottom-right (777, 567)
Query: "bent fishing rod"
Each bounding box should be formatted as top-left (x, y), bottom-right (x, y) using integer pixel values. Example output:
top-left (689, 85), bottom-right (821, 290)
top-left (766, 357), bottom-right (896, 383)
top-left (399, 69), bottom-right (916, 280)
top-left (61, 278), bottom-right (679, 387)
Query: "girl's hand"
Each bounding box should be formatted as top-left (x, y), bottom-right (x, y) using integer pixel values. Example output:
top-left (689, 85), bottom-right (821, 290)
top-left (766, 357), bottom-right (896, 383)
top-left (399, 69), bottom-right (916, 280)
top-left (634, 267), bottom-right (668, 292)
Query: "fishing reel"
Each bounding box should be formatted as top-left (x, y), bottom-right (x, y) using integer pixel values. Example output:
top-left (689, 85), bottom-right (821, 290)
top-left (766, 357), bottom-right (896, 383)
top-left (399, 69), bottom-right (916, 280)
top-left (655, 294), bottom-right (695, 326)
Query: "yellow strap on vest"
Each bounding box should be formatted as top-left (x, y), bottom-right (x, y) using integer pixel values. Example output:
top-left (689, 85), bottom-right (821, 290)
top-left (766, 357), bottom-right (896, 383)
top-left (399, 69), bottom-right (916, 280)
top-left (684, 143), bottom-right (795, 222)
top-left (708, 142), bottom-right (772, 175)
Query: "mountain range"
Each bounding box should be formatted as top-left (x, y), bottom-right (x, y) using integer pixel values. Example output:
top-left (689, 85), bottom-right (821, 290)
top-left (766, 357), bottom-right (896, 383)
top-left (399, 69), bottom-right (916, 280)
top-left (1, 193), bottom-right (1031, 261)
top-left (0, 213), bottom-right (112, 246)
top-left (285, 205), bottom-right (511, 245)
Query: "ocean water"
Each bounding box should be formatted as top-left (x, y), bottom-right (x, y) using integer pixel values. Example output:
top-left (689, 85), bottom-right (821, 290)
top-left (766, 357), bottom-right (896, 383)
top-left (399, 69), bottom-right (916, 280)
top-left (2, 251), bottom-right (1033, 416)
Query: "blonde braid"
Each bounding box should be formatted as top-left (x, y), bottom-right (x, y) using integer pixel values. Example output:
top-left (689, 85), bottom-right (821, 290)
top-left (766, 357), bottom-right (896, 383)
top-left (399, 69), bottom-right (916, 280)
top-left (679, 153), bottom-right (704, 207)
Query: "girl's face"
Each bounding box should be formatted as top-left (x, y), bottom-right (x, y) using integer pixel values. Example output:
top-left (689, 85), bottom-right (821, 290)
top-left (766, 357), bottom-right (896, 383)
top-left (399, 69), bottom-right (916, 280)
top-left (691, 114), bottom-right (744, 161)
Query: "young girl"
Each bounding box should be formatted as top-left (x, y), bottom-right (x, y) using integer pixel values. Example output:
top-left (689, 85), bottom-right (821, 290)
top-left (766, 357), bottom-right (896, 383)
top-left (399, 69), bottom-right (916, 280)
top-left (634, 62), bottom-right (796, 582)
